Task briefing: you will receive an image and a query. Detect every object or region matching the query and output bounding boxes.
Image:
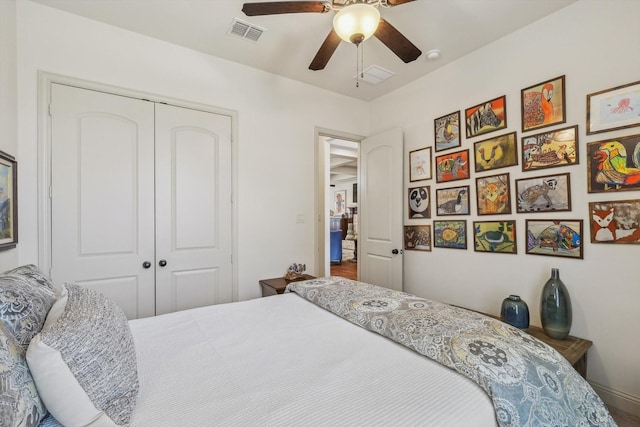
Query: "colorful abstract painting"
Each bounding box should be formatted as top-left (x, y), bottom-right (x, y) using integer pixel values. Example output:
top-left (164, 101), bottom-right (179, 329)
top-left (526, 219), bottom-right (583, 259)
top-left (473, 220), bottom-right (517, 254)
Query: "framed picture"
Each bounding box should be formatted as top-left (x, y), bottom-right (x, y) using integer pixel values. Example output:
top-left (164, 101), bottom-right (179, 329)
top-left (435, 149), bottom-right (470, 183)
top-left (589, 199), bottom-right (640, 244)
top-left (586, 133), bottom-right (640, 193)
top-left (465, 95), bottom-right (507, 139)
top-left (435, 185), bottom-right (470, 216)
top-left (476, 173), bottom-right (511, 215)
top-left (408, 186), bottom-right (430, 219)
top-left (587, 80), bottom-right (640, 135)
top-left (409, 147), bottom-right (432, 182)
top-left (473, 131), bottom-right (518, 172)
top-left (525, 219), bottom-right (583, 259)
top-left (521, 75), bottom-right (566, 132)
top-left (521, 125), bottom-right (578, 171)
top-left (515, 172), bottom-right (571, 213)
top-left (434, 220), bottom-right (467, 249)
top-left (404, 225), bottom-right (431, 251)
top-left (333, 190), bottom-right (346, 216)
top-left (0, 150), bottom-right (17, 251)
top-left (473, 220), bottom-right (517, 254)
top-left (434, 111), bottom-right (461, 152)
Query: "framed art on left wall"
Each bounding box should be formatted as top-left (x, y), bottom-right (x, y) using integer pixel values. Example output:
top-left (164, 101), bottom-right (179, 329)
top-left (0, 150), bottom-right (17, 251)
top-left (333, 190), bottom-right (346, 216)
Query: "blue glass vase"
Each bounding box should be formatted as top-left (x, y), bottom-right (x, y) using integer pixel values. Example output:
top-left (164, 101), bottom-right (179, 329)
top-left (540, 268), bottom-right (572, 339)
top-left (501, 295), bottom-right (529, 329)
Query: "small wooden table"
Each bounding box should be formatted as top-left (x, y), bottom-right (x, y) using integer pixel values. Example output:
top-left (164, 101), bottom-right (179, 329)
top-left (519, 323), bottom-right (592, 378)
top-left (259, 275), bottom-right (315, 297)
top-left (480, 310), bottom-right (592, 378)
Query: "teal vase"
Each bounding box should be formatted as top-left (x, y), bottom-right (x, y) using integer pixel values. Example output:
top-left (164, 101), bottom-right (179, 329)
top-left (501, 295), bottom-right (529, 329)
top-left (540, 268), bottom-right (572, 339)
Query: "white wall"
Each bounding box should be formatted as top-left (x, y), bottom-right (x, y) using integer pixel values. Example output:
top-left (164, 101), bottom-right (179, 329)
top-left (371, 0), bottom-right (640, 414)
top-left (14, 1), bottom-right (369, 301)
top-left (0, 0), bottom-right (18, 270)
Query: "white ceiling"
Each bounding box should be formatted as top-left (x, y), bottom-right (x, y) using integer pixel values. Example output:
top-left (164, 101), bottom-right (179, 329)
top-left (329, 139), bottom-right (358, 185)
top-left (30, 0), bottom-right (577, 102)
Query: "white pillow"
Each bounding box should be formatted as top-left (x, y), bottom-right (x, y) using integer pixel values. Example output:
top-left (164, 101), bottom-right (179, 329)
top-left (27, 284), bottom-right (138, 427)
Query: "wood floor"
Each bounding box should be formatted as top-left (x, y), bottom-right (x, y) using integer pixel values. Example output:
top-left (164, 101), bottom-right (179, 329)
top-left (610, 406), bottom-right (640, 427)
top-left (330, 260), bottom-right (357, 280)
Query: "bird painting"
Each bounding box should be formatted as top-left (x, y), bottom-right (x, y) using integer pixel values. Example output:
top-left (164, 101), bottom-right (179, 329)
top-left (523, 83), bottom-right (555, 129)
top-left (522, 76), bottom-right (565, 131)
top-left (593, 140), bottom-right (640, 188)
top-left (437, 188), bottom-right (468, 215)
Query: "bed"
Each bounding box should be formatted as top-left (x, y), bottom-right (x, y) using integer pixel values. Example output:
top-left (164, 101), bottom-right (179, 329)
top-left (0, 266), bottom-right (616, 427)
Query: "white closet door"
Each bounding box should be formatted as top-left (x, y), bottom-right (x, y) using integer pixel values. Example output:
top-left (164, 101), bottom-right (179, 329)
top-left (359, 127), bottom-right (404, 291)
top-left (154, 103), bottom-right (233, 315)
top-left (50, 84), bottom-right (156, 319)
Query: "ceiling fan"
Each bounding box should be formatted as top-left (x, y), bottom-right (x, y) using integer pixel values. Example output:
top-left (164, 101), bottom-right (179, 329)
top-left (241, 0), bottom-right (422, 71)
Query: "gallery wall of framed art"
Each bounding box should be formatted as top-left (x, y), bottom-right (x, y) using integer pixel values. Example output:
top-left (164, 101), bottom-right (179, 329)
top-left (403, 71), bottom-right (640, 260)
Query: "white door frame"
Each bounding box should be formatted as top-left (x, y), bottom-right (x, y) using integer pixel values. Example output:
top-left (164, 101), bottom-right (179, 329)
top-left (314, 127), bottom-right (363, 277)
top-left (37, 71), bottom-right (239, 301)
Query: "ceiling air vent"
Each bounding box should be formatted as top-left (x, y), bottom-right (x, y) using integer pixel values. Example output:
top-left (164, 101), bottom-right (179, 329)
top-left (228, 18), bottom-right (266, 43)
top-left (354, 65), bottom-right (395, 85)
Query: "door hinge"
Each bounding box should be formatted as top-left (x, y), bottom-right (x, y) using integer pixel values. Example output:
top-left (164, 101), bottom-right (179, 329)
top-left (48, 104), bottom-right (53, 116)
top-left (49, 185), bottom-right (52, 199)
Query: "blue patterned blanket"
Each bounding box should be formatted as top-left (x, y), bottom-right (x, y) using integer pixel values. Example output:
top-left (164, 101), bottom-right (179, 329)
top-left (287, 277), bottom-right (616, 427)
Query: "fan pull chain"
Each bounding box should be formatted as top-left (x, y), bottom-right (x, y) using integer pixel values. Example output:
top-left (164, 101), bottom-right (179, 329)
top-left (361, 43), bottom-right (365, 80)
top-left (355, 42), bottom-right (365, 88)
top-left (355, 43), bottom-right (360, 88)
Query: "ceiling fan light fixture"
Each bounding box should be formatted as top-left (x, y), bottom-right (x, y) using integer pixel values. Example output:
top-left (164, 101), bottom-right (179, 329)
top-left (333, 3), bottom-right (380, 45)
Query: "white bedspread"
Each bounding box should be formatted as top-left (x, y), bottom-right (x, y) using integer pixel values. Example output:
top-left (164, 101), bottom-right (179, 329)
top-left (129, 293), bottom-right (497, 426)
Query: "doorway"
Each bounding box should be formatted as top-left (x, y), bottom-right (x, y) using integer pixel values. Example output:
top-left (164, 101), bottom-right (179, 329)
top-left (314, 129), bottom-right (362, 279)
top-left (315, 127), bottom-right (404, 290)
top-left (328, 139), bottom-right (358, 280)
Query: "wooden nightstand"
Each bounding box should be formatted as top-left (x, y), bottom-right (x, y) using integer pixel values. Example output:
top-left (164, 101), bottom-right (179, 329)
top-left (455, 305), bottom-right (592, 378)
top-left (259, 275), bottom-right (315, 297)
top-left (519, 324), bottom-right (592, 378)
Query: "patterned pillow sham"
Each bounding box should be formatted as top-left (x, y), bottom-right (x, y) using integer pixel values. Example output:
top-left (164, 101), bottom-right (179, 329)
top-left (27, 284), bottom-right (139, 427)
top-left (0, 323), bottom-right (47, 427)
top-left (0, 265), bottom-right (57, 351)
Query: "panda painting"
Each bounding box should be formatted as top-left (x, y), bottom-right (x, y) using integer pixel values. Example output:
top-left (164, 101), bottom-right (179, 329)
top-left (408, 186), bottom-right (430, 218)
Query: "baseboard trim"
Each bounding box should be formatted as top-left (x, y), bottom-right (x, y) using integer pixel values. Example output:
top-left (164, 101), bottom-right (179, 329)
top-left (591, 381), bottom-right (640, 417)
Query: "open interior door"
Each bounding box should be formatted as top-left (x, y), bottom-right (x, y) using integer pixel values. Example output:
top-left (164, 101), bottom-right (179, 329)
top-left (358, 127), bottom-right (403, 291)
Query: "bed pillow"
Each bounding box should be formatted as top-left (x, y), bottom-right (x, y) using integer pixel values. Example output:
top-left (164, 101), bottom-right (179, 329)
top-left (0, 265), bottom-right (57, 351)
top-left (27, 284), bottom-right (139, 427)
top-left (0, 323), bottom-right (47, 427)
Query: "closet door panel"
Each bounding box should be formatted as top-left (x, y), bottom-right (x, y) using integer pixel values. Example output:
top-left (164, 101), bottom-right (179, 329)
top-left (172, 268), bottom-right (219, 312)
top-left (50, 84), bottom-right (156, 319)
top-left (155, 104), bottom-right (233, 315)
top-left (174, 129), bottom-right (217, 249)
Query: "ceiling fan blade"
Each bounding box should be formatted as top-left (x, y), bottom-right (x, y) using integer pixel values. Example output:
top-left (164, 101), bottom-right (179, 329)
top-left (309, 30), bottom-right (342, 71)
top-left (386, 0), bottom-right (417, 5)
top-left (242, 1), bottom-right (329, 16)
top-left (374, 18), bottom-right (422, 63)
